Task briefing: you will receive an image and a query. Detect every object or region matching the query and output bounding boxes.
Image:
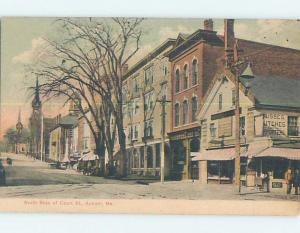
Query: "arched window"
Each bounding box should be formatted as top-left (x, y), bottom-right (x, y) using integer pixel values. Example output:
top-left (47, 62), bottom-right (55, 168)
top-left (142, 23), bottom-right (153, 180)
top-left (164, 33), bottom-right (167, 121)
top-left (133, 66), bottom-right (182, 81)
top-left (175, 69), bottom-right (180, 93)
top-left (192, 59), bottom-right (198, 86)
top-left (183, 64), bottom-right (188, 89)
top-left (175, 103), bottom-right (180, 127)
top-left (191, 97), bottom-right (197, 122)
top-left (182, 100), bottom-right (189, 125)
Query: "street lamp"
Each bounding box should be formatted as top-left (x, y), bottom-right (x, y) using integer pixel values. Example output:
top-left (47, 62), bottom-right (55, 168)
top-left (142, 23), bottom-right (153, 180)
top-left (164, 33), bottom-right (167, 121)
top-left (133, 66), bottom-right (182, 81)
top-left (234, 62), bottom-right (254, 193)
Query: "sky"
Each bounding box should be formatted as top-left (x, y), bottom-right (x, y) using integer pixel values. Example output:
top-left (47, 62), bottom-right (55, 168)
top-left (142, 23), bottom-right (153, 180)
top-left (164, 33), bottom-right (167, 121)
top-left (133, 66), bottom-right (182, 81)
top-left (1, 17), bottom-right (300, 139)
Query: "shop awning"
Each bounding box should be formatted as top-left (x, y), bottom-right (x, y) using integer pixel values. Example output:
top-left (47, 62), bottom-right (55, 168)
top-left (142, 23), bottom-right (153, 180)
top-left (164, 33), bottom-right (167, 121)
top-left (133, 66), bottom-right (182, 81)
top-left (191, 147), bottom-right (248, 161)
top-left (79, 152), bottom-right (99, 161)
top-left (254, 147), bottom-right (300, 160)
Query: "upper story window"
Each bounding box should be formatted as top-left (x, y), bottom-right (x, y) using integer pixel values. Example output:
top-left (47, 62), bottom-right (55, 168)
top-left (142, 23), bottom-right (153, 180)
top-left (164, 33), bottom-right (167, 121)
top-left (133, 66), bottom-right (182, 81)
top-left (144, 91), bottom-right (154, 112)
top-left (132, 77), bottom-right (139, 94)
top-left (288, 116), bottom-right (298, 136)
top-left (191, 97), bottom-right (197, 122)
top-left (232, 89), bottom-right (236, 106)
top-left (210, 123), bottom-right (216, 138)
top-left (175, 103), bottom-right (180, 127)
top-left (218, 93), bottom-right (223, 111)
top-left (192, 59), bottom-right (198, 86)
top-left (144, 120), bottom-right (153, 137)
top-left (163, 65), bottom-right (168, 77)
top-left (183, 64), bottom-right (188, 89)
top-left (182, 100), bottom-right (189, 125)
top-left (240, 116), bottom-right (245, 136)
top-left (175, 69), bottom-right (180, 93)
top-left (145, 66), bottom-right (153, 86)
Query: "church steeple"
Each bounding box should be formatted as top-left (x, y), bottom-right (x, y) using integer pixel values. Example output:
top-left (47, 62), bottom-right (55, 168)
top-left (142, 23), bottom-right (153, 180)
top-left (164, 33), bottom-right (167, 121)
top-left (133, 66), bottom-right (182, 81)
top-left (16, 108), bottom-right (23, 134)
top-left (32, 77), bottom-right (41, 110)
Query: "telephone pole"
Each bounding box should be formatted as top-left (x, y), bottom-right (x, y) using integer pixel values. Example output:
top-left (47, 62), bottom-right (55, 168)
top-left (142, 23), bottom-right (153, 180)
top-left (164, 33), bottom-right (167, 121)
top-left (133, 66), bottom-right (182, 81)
top-left (160, 95), bottom-right (170, 183)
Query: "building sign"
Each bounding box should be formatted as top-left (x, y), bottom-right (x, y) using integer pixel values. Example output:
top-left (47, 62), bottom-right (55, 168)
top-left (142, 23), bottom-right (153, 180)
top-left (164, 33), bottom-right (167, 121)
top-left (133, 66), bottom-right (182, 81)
top-left (263, 113), bottom-right (287, 137)
top-left (272, 181), bottom-right (283, 188)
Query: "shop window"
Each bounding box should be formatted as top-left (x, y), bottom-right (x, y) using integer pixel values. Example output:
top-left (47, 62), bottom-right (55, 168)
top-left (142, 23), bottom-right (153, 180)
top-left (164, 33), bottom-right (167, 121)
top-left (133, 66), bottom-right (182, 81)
top-left (147, 146), bottom-right (153, 168)
top-left (140, 147), bottom-right (144, 168)
top-left (155, 144), bottom-right (161, 168)
top-left (240, 116), bottom-right (245, 136)
top-left (192, 59), bottom-right (198, 85)
top-left (175, 103), bottom-right (180, 126)
top-left (182, 100), bottom-right (189, 124)
top-left (183, 64), bottom-right (188, 89)
top-left (218, 93), bottom-right (223, 110)
top-left (191, 97), bottom-right (197, 122)
top-left (175, 69), bottom-right (180, 93)
top-left (288, 116), bottom-right (298, 136)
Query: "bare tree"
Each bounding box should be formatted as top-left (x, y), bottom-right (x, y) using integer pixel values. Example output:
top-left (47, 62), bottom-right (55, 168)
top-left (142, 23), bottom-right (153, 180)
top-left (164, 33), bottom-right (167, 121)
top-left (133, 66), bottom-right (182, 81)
top-left (30, 17), bottom-right (143, 177)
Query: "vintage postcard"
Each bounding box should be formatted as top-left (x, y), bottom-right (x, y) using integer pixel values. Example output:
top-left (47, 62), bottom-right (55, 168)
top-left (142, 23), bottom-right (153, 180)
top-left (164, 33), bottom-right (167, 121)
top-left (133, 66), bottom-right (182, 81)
top-left (0, 17), bottom-right (299, 215)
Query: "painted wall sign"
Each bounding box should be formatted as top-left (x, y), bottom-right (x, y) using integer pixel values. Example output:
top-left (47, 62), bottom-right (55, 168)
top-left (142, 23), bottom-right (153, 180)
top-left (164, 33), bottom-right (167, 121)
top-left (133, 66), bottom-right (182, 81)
top-left (263, 113), bottom-right (287, 137)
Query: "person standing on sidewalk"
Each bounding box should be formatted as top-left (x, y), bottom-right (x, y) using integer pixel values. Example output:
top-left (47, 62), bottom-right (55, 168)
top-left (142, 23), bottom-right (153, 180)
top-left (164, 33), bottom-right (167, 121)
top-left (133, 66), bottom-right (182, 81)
top-left (285, 169), bottom-right (293, 194)
top-left (293, 169), bottom-right (300, 195)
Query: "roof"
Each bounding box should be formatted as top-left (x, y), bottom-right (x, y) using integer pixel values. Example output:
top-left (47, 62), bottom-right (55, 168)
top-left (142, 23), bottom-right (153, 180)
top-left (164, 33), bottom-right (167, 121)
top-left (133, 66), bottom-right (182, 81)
top-left (59, 114), bottom-right (78, 127)
top-left (123, 38), bottom-right (176, 79)
top-left (240, 74), bottom-right (300, 109)
top-left (167, 29), bottom-right (224, 60)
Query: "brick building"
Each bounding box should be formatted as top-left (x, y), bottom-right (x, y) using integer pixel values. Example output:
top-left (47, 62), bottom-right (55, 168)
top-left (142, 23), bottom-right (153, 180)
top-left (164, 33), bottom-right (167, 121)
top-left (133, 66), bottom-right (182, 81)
top-left (166, 19), bottom-right (300, 180)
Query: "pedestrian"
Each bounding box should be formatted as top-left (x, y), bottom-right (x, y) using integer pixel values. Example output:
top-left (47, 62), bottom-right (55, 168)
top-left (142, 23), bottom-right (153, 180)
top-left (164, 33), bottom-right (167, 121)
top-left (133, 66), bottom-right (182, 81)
top-left (293, 169), bottom-right (300, 195)
top-left (285, 168), bottom-right (293, 194)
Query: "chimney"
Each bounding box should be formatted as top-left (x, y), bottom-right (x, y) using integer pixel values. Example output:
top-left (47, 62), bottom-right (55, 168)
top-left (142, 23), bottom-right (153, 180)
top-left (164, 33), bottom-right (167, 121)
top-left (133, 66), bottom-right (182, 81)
top-left (224, 19), bottom-right (235, 68)
top-left (204, 19), bottom-right (214, 31)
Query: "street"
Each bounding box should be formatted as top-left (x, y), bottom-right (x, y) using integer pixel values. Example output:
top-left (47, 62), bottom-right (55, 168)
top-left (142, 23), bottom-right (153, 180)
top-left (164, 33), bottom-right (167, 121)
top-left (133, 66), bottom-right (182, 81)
top-left (0, 153), bottom-right (299, 201)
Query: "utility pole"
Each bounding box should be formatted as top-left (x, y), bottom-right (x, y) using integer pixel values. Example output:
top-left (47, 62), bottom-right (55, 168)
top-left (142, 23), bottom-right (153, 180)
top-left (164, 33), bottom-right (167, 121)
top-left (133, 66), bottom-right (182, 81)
top-left (160, 95), bottom-right (171, 183)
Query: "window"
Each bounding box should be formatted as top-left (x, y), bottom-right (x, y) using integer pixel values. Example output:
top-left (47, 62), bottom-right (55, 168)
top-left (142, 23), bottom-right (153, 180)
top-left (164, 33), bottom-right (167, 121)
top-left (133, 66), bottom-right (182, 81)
top-left (132, 77), bottom-right (139, 94)
top-left (175, 69), bottom-right (180, 93)
top-left (134, 98), bottom-right (140, 115)
top-left (127, 101), bottom-right (133, 118)
top-left (210, 123), bottom-right (216, 138)
top-left (218, 93), bottom-right (223, 110)
top-left (192, 59), bottom-right (198, 85)
top-left (134, 124), bottom-right (139, 140)
top-left (183, 64), bottom-right (188, 89)
top-left (191, 97), bottom-right (197, 122)
top-left (175, 103), bottom-right (180, 127)
top-left (144, 92), bottom-right (153, 112)
top-left (182, 100), bottom-right (189, 124)
top-left (240, 116), bottom-right (245, 136)
top-left (288, 116), bottom-right (298, 136)
top-left (144, 120), bottom-right (153, 137)
top-left (232, 89), bottom-right (236, 106)
top-left (145, 66), bottom-right (153, 86)
top-left (163, 65), bottom-right (168, 76)
top-left (161, 83), bottom-right (167, 99)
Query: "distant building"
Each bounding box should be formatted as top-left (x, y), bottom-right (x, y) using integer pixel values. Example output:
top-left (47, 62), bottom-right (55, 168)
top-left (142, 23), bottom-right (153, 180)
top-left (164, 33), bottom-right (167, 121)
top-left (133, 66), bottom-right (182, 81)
top-left (29, 78), bottom-right (55, 160)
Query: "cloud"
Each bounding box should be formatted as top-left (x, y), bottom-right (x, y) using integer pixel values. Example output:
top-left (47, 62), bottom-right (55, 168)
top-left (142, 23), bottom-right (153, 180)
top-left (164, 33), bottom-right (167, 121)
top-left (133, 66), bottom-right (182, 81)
top-left (12, 37), bottom-right (47, 64)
